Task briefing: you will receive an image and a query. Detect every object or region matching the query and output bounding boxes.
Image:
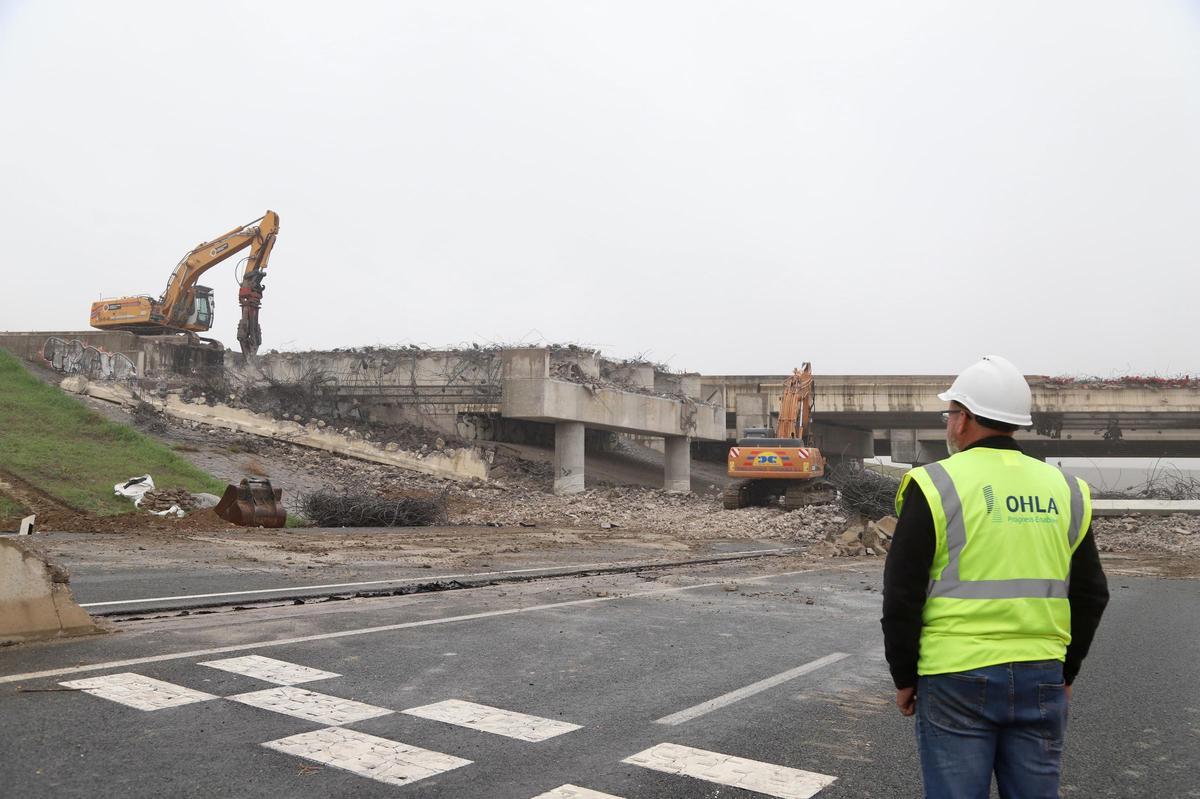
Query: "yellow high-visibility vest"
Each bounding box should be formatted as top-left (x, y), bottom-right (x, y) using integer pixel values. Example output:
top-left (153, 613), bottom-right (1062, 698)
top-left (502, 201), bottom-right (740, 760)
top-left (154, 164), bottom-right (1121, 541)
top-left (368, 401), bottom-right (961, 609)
top-left (895, 446), bottom-right (1092, 676)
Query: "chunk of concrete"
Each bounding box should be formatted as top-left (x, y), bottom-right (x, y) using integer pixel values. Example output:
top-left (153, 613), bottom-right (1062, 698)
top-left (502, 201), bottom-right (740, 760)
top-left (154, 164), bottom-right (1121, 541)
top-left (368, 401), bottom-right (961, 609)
top-left (84, 381), bottom-right (138, 406)
top-left (60, 375), bottom-right (89, 394)
top-left (0, 538), bottom-right (101, 645)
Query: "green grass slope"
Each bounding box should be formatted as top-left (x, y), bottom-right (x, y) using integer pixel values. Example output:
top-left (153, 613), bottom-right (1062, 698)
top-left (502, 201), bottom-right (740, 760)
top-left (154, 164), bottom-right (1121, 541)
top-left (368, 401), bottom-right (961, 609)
top-left (0, 350), bottom-right (226, 516)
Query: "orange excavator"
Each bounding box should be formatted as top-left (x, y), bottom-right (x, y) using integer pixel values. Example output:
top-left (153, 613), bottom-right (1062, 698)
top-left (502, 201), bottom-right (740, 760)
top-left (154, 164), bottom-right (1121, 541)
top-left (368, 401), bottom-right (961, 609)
top-left (89, 211), bottom-right (279, 356)
top-left (724, 363), bottom-right (834, 509)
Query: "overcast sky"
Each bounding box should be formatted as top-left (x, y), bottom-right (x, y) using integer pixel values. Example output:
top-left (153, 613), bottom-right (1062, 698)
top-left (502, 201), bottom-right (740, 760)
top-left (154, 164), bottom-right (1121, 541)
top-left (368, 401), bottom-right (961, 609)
top-left (1, 1), bottom-right (1197, 376)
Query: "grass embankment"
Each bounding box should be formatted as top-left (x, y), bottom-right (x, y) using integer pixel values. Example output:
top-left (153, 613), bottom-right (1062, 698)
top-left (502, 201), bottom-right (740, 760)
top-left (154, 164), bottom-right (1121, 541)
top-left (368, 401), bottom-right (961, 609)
top-left (0, 349), bottom-right (227, 516)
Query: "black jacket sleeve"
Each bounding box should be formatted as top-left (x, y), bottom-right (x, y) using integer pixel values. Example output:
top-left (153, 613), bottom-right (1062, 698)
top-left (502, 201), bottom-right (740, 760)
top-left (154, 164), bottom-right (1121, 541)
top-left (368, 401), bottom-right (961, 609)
top-left (881, 483), bottom-right (934, 690)
top-left (1064, 526), bottom-right (1109, 684)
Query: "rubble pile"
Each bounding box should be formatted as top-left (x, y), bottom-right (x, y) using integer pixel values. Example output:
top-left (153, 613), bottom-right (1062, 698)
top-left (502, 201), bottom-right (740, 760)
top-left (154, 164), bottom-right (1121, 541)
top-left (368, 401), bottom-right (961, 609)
top-left (828, 462), bottom-right (900, 520)
top-left (449, 484), bottom-right (848, 543)
top-left (807, 515), bottom-right (897, 558)
top-left (137, 489), bottom-right (198, 513)
top-left (300, 490), bottom-right (447, 528)
top-left (1094, 514), bottom-right (1200, 556)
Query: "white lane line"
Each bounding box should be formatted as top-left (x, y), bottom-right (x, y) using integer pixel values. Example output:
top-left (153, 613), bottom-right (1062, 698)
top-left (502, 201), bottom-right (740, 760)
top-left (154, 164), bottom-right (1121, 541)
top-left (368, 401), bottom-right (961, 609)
top-left (654, 652), bottom-right (851, 726)
top-left (59, 673), bottom-right (217, 711)
top-left (262, 726), bottom-right (471, 787)
top-left (200, 655), bottom-right (340, 685)
top-left (229, 686), bottom-right (393, 725)
top-left (1, 563), bottom-right (861, 685)
top-left (78, 547), bottom-right (798, 607)
top-left (622, 743), bottom-right (836, 799)
top-left (530, 785), bottom-right (625, 799)
top-left (402, 699), bottom-right (581, 742)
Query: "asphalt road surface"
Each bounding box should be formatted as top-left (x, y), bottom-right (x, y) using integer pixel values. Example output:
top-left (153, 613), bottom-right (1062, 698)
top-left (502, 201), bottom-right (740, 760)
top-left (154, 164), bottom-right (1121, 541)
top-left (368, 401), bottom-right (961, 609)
top-left (1, 559), bottom-right (1196, 798)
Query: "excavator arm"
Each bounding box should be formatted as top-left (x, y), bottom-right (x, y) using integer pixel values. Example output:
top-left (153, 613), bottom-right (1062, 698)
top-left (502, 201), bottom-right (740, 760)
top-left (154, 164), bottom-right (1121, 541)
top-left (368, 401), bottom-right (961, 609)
top-left (775, 363), bottom-right (814, 441)
top-left (157, 211), bottom-right (279, 355)
top-left (233, 211), bottom-right (278, 357)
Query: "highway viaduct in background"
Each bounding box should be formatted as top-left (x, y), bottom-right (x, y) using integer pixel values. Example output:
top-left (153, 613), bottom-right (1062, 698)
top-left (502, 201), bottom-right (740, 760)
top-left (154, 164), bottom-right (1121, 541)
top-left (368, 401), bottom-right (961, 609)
top-left (703, 374), bottom-right (1200, 464)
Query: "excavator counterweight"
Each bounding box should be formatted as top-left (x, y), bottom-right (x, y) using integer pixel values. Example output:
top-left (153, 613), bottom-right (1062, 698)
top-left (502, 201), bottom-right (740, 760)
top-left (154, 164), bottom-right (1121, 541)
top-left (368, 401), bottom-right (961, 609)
top-left (90, 211), bottom-right (279, 356)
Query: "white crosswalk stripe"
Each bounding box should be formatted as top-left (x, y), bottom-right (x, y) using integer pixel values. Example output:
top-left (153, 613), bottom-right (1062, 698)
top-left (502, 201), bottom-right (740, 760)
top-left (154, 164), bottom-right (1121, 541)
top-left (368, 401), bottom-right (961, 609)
top-left (199, 655), bottom-right (340, 685)
top-left (529, 785), bottom-right (626, 799)
top-left (263, 726), bottom-right (471, 787)
top-left (403, 699), bottom-right (582, 742)
top-left (229, 686), bottom-right (393, 725)
top-left (60, 673), bottom-right (217, 711)
top-left (622, 743), bottom-right (836, 799)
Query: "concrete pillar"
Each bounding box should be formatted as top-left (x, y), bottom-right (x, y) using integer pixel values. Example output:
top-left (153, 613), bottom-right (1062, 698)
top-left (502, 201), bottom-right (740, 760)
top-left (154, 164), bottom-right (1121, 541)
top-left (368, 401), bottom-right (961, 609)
top-left (664, 435), bottom-right (691, 493)
top-left (736, 393), bottom-right (771, 439)
top-left (889, 429), bottom-right (919, 464)
top-left (553, 421), bottom-right (586, 495)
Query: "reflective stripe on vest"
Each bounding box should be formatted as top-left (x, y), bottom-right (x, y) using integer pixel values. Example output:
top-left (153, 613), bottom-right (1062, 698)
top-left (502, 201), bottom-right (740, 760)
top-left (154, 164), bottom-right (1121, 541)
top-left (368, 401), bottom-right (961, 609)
top-left (921, 461), bottom-right (1085, 600)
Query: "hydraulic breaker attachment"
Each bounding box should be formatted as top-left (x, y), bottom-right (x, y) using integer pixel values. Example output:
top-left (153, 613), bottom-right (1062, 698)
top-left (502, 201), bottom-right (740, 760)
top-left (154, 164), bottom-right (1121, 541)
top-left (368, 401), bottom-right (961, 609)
top-left (236, 268), bottom-right (265, 357)
top-left (215, 478), bottom-right (286, 528)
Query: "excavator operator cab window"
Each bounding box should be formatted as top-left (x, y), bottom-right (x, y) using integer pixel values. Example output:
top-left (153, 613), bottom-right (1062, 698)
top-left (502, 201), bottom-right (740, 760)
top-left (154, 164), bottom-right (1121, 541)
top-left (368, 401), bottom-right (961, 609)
top-left (190, 287), bottom-right (214, 329)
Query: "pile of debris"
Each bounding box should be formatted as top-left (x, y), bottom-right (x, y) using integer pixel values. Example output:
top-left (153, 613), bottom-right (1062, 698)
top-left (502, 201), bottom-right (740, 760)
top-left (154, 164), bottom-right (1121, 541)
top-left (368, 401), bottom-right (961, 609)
top-left (138, 489), bottom-right (199, 514)
top-left (828, 462), bottom-right (900, 520)
top-left (300, 490), bottom-right (447, 528)
top-left (1039, 374), bottom-right (1200, 389)
top-left (1093, 514), bottom-right (1200, 556)
top-left (448, 483), bottom-right (849, 543)
top-left (807, 515), bottom-right (897, 557)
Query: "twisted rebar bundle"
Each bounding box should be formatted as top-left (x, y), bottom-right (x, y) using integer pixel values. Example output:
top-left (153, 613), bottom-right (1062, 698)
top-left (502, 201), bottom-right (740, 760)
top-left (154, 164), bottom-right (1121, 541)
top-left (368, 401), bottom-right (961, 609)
top-left (828, 461), bottom-right (901, 520)
top-left (299, 490), bottom-right (447, 527)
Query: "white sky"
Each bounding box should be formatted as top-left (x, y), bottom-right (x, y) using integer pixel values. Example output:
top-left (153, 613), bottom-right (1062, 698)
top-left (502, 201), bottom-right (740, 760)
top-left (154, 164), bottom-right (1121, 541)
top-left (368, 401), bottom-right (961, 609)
top-left (1, 1), bottom-right (1197, 376)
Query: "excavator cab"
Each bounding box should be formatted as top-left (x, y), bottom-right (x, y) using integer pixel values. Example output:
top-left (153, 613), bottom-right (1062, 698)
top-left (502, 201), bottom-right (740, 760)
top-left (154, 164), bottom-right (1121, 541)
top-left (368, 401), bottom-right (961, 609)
top-left (181, 286), bottom-right (214, 331)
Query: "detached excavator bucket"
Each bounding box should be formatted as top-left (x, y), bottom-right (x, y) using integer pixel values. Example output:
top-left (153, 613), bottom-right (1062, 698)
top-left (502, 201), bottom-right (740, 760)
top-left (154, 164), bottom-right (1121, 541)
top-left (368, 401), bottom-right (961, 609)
top-left (214, 478), bottom-right (286, 528)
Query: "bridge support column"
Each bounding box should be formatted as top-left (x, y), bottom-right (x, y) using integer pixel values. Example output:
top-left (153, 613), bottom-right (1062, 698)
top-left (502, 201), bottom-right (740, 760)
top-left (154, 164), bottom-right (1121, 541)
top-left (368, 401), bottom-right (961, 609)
top-left (735, 394), bottom-right (771, 438)
top-left (553, 422), bottom-right (586, 495)
top-left (664, 435), bottom-right (691, 493)
top-left (811, 422), bottom-right (874, 459)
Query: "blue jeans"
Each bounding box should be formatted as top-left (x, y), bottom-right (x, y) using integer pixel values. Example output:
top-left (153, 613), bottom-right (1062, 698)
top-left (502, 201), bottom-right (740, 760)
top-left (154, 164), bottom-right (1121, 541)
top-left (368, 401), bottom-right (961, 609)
top-left (915, 660), bottom-right (1068, 799)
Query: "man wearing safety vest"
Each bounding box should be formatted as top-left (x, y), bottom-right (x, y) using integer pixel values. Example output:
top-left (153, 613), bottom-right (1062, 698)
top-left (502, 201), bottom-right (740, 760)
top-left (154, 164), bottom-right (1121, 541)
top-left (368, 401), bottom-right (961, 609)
top-left (882, 355), bottom-right (1109, 798)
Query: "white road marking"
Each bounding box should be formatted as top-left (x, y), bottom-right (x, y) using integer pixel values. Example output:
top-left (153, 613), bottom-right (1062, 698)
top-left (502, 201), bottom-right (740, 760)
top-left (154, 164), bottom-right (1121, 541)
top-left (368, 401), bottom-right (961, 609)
top-left (59, 673), bottom-right (216, 711)
top-left (1, 563), bottom-right (863, 685)
top-left (530, 785), bottom-right (625, 799)
top-left (200, 654), bottom-right (339, 685)
top-left (654, 652), bottom-right (852, 725)
top-left (403, 699), bottom-right (581, 741)
top-left (262, 726), bottom-right (470, 787)
top-left (229, 686), bottom-right (392, 725)
top-left (622, 743), bottom-right (836, 799)
top-left (78, 548), bottom-right (799, 607)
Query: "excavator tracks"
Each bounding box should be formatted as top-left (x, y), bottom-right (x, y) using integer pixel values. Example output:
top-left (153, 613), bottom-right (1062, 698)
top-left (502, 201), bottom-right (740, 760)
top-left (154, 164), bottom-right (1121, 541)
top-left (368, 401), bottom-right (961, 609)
top-left (723, 479), bottom-right (837, 510)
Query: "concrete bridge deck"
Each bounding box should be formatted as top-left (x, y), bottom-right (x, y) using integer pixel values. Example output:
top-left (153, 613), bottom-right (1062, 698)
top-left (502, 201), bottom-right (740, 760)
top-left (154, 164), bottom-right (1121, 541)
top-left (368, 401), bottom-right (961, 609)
top-left (704, 374), bottom-right (1200, 462)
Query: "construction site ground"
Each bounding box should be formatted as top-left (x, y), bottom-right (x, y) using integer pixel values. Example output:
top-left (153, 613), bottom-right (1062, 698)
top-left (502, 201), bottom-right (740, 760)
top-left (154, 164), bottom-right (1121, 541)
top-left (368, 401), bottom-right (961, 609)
top-left (3, 557), bottom-right (1197, 799)
top-left (15, 380), bottom-right (1200, 605)
top-left (4, 369), bottom-right (1200, 799)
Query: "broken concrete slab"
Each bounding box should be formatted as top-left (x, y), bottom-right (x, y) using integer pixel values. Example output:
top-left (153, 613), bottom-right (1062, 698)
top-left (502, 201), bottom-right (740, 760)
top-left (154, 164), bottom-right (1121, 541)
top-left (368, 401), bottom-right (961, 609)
top-left (73, 382), bottom-right (491, 482)
top-left (59, 374), bottom-right (89, 394)
top-left (0, 538), bottom-right (101, 645)
top-left (159, 397), bottom-right (491, 482)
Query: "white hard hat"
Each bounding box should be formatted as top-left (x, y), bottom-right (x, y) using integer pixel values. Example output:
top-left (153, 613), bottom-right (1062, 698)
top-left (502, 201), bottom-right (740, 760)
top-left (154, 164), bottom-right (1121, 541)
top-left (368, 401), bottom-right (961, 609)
top-left (938, 355), bottom-right (1033, 427)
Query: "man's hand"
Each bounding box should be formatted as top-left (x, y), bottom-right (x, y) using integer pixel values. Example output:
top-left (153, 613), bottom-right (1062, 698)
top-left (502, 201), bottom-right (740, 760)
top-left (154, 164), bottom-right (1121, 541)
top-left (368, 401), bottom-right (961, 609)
top-left (896, 686), bottom-right (916, 716)
top-left (1065, 684), bottom-right (1072, 702)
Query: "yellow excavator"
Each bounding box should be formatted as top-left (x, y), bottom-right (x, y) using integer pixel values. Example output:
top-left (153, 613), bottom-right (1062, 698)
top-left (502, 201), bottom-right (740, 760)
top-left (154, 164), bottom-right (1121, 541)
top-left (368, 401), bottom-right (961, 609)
top-left (724, 363), bottom-right (834, 509)
top-left (90, 211), bottom-right (279, 356)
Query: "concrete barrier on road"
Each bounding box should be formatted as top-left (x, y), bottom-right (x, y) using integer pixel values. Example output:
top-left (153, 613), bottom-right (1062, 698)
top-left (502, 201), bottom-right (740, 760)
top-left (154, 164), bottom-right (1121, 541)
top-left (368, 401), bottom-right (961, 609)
top-left (0, 538), bottom-right (101, 645)
top-left (1092, 499), bottom-right (1200, 516)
